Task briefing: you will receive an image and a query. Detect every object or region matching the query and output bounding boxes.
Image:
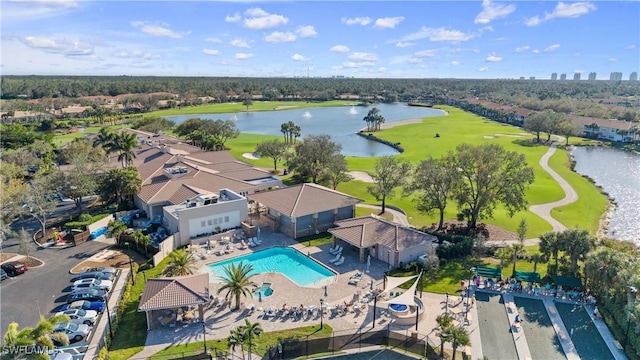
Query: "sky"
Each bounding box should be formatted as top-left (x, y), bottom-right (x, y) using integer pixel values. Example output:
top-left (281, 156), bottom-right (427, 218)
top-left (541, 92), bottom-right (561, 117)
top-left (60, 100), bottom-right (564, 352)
top-left (1, 0), bottom-right (639, 79)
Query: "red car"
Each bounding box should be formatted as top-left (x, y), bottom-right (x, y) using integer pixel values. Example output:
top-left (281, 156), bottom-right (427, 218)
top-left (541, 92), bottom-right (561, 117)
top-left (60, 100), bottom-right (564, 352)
top-left (1, 261), bottom-right (28, 276)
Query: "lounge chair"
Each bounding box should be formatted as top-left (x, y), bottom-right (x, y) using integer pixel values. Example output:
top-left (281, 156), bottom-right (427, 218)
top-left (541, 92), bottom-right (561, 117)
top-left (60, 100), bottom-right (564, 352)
top-left (348, 277), bottom-right (361, 285)
top-left (329, 246), bottom-right (343, 255)
top-left (328, 253), bottom-right (342, 263)
top-left (328, 244), bottom-right (339, 252)
top-left (239, 241), bottom-right (248, 250)
top-left (334, 256), bottom-right (345, 266)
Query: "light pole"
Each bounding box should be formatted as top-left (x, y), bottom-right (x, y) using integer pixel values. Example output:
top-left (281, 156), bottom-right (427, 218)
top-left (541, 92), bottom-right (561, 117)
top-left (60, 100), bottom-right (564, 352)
top-left (445, 292), bottom-right (449, 314)
top-left (201, 321), bottom-right (207, 355)
top-left (387, 250), bottom-right (391, 269)
top-left (320, 299), bottom-right (324, 329)
top-left (373, 293), bottom-right (378, 329)
top-left (308, 225), bottom-right (312, 247)
top-left (465, 267), bottom-right (476, 323)
top-left (124, 242), bottom-right (135, 285)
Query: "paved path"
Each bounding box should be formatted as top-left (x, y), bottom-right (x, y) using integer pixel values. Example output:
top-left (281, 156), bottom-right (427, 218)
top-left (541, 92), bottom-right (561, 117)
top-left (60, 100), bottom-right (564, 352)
top-left (357, 204), bottom-right (411, 227)
top-left (529, 145), bottom-right (578, 232)
top-left (502, 292), bottom-right (533, 360)
top-left (541, 297), bottom-right (581, 360)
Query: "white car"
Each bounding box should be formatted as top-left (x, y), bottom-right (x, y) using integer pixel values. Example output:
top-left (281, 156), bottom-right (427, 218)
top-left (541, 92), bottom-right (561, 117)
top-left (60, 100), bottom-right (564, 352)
top-left (52, 322), bottom-right (90, 343)
top-left (55, 309), bottom-right (98, 326)
top-left (72, 278), bottom-right (112, 292)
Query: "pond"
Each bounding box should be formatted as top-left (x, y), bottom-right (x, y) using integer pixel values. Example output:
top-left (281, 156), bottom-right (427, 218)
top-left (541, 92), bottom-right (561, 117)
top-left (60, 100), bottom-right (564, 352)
top-left (571, 146), bottom-right (640, 245)
top-left (165, 103), bottom-right (446, 157)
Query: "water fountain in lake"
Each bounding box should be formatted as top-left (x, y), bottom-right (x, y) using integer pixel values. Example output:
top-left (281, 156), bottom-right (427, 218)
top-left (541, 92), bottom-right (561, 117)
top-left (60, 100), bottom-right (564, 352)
top-left (302, 111), bottom-right (312, 119)
top-left (349, 106), bottom-right (358, 115)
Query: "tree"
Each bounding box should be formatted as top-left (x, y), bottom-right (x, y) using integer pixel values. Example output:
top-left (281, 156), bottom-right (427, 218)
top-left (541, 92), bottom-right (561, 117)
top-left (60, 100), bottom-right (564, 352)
top-left (23, 174), bottom-right (58, 237)
top-left (556, 120), bottom-right (582, 146)
top-left (54, 152), bottom-right (103, 215)
top-left (107, 220), bottom-right (127, 246)
top-left (162, 249), bottom-right (197, 277)
top-left (516, 218), bottom-right (528, 244)
top-left (557, 228), bottom-right (595, 275)
top-left (93, 127), bottom-right (115, 152)
top-left (280, 121), bottom-right (301, 145)
top-left (111, 132), bottom-right (138, 168)
top-left (174, 118), bottom-right (204, 136)
top-left (241, 319), bottom-right (263, 358)
top-left (242, 94), bottom-right (253, 111)
top-left (584, 248), bottom-right (624, 303)
top-left (254, 140), bottom-right (288, 171)
top-left (59, 138), bottom-right (106, 165)
top-left (523, 111), bottom-right (549, 142)
top-left (363, 107), bottom-right (384, 132)
top-left (449, 325), bottom-right (471, 360)
top-left (408, 157), bottom-right (455, 230)
top-left (17, 228), bottom-right (33, 262)
top-left (539, 232), bottom-right (562, 272)
top-left (216, 262), bottom-right (257, 311)
top-left (367, 156), bottom-right (411, 214)
top-left (506, 243), bottom-right (528, 277)
top-left (285, 134), bottom-right (343, 183)
top-left (228, 327), bottom-right (247, 360)
top-left (322, 154), bottom-right (352, 190)
top-left (529, 253), bottom-right (547, 273)
top-left (447, 144), bottom-right (534, 229)
top-left (3, 314), bottom-right (70, 360)
top-left (202, 119), bottom-right (240, 150)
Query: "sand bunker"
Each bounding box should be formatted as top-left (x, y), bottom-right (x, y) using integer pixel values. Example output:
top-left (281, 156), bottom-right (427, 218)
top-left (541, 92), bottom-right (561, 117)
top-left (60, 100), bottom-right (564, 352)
top-left (348, 171), bottom-right (375, 183)
top-left (242, 153), bottom-right (261, 160)
top-left (484, 136), bottom-right (495, 139)
top-left (494, 134), bottom-right (524, 138)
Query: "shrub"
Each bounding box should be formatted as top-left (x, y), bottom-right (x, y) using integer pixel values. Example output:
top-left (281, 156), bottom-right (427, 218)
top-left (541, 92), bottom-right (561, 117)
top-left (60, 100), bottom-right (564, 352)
top-left (65, 213), bottom-right (112, 230)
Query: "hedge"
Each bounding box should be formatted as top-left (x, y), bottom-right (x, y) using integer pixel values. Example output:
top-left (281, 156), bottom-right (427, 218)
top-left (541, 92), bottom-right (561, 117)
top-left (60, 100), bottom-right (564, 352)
top-left (65, 213), bottom-right (112, 230)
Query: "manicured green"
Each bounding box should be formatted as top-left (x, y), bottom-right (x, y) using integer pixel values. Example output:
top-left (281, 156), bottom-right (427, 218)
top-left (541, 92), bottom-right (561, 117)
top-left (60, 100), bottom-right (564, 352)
top-left (52, 125), bottom-right (130, 146)
top-left (149, 100), bottom-right (354, 116)
top-left (152, 324), bottom-right (333, 358)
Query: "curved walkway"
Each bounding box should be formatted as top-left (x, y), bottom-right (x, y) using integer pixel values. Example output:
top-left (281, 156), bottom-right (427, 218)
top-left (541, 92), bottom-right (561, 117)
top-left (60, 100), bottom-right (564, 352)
top-left (529, 145), bottom-right (578, 232)
top-left (356, 204), bottom-right (410, 227)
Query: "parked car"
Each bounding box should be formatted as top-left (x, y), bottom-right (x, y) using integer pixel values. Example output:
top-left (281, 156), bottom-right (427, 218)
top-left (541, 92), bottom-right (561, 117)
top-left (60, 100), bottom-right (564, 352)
top-left (71, 278), bottom-right (112, 292)
top-left (61, 300), bottom-right (105, 313)
top-left (1, 261), bottom-right (28, 276)
top-left (1, 268), bottom-right (7, 281)
top-left (67, 291), bottom-right (107, 303)
top-left (69, 287), bottom-right (108, 297)
top-left (50, 352), bottom-right (74, 360)
top-left (55, 309), bottom-right (98, 325)
top-left (74, 271), bottom-right (115, 281)
top-left (81, 266), bottom-right (118, 275)
top-left (52, 322), bottom-right (90, 343)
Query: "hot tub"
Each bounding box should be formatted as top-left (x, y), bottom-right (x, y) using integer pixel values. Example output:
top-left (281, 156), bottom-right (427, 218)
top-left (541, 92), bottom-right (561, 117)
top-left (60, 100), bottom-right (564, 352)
top-left (388, 303), bottom-right (409, 316)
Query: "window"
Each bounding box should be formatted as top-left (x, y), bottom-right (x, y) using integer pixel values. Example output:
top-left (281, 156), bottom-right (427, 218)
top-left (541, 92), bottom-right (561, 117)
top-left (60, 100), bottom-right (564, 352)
top-left (200, 221), bottom-right (206, 228)
top-left (218, 217), bottom-right (223, 224)
top-left (225, 216), bottom-right (229, 223)
top-left (213, 218), bottom-right (218, 225)
top-left (208, 219), bottom-right (213, 226)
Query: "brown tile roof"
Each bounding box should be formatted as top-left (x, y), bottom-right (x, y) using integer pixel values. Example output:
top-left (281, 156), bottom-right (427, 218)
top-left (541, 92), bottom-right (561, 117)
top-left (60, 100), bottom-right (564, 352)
top-left (167, 185), bottom-right (201, 205)
top-left (138, 273), bottom-right (209, 311)
top-left (328, 215), bottom-right (437, 251)
top-left (568, 115), bottom-right (635, 131)
top-left (248, 183), bottom-right (362, 218)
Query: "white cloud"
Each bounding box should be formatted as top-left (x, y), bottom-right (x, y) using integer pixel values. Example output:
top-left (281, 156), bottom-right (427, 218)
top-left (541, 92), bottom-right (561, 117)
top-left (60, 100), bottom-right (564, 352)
top-left (479, 67), bottom-right (489, 72)
top-left (113, 50), bottom-right (159, 59)
top-left (20, 35), bottom-right (93, 56)
top-left (202, 49), bottom-right (219, 55)
top-left (413, 49), bottom-right (438, 58)
top-left (225, 13), bottom-right (241, 23)
top-left (131, 21), bottom-right (185, 39)
top-left (2, 0), bottom-right (78, 20)
top-left (544, 44), bottom-right (561, 52)
top-left (291, 54), bottom-right (309, 61)
top-left (451, 60), bottom-right (460, 66)
top-left (532, 49), bottom-right (540, 53)
top-left (341, 17), bottom-right (371, 26)
top-left (395, 42), bottom-right (415, 48)
top-left (400, 27), bottom-right (475, 42)
top-left (624, 44), bottom-right (637, 50)
top-left (243, 8), bottom-right (288, 30)
top-left (342, 61), bottom-right (376, 68)
top-left (486, 53), bottom-right (503, 62)
top-left (374, 16), bottom-right (405, 29)
top-left (235, 53), bottom-right (254, 60)
top-left (348, 52), bottom-right (378, 61)
top-left (475, 0), bottom-right (516, 24)
top-left (330, 45), bottom-right (350, 53)
top-left (264, 31), bottom-right (296, 43)
top-left (526, 2), bottom-right (596, 26)
top-left (608, 57), bottom-right (618, 62)
top-left (230, 39), bottom-right (249, 48)
top-left (205, 37), bottom-right (222, 43)
top-left (515, 45), bottom-right (530, 53)
top-left (296, 25), bottom-right (317, 38)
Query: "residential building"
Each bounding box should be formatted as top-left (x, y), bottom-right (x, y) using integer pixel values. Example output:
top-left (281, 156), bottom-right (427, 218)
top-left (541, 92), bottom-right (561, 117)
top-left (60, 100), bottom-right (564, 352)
top-left (551, 73), bottom-right (557, 80)
top-left (529, 77), bottom-right (535, 80)
top-left (630, 72), bottom-right (638, 81)
top-left (560, 73), bottom-right (567, 80)
top-left (162, 189), bottom-right (249, 246)
top-left (588, 72), bottom-right (597, 81)
top-left (610, 72), bottom-right (623, 81)
top-left (574, 72), bottom-right (581, 81)
top-left (248, 183), bottom-right (361, 239)
top-left (571, 115), bottom-right (636, 142)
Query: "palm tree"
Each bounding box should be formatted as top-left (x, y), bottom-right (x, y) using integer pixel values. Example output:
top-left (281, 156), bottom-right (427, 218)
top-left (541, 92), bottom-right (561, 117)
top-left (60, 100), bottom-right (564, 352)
top-left (529, 253), bottom-right (547, 274)
top-left (217, 262), bottom-right (257, 310)
top-left (585, 248), bottom-right (623, 304)
top-left (558, 228), bottom-right (595, 276)
top-left (93, 127), bottom-right (115, 153)
top-left (3, 314), bottom-right (71, 359)
top-left (241, 319), bottom-right (263, 358)
top-left (111, 132), bottom-right (138, 168)
top-left (509, 244), bottom-right (528, 277)
top-left (107, 220), bottom-right (127, 245)
top-left (436, 313), bottom-right (454, 358)
top-left (449, 325), bottom-right (471, 360)
top-left (228, 327), bottom-right (247, 360)
top-left (539, 232), bottom-right (562, 274)
top-left (162, 249), bottom-right (197, 277)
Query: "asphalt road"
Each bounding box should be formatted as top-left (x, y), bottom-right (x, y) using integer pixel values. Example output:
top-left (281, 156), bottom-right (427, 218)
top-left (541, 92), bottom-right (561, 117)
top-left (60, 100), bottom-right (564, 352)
top-left (1, 201), bottom-right (112, 332)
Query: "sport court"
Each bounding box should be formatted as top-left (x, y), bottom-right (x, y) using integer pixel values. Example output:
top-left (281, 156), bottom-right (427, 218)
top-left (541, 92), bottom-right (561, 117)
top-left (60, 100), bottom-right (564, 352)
top-left (513, 296), bottom-right (565, 360)
top-left (475, 291), bottom-right (518, 359)
top-left (555, 302), bottom-right (614, 360)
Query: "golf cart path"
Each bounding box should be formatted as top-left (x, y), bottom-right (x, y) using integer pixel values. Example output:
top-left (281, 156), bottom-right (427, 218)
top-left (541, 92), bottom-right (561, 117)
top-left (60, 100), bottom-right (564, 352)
top-left (529, 145), bottom-right (578, 232)
top-left (356, 204), bottom-right (411, 227)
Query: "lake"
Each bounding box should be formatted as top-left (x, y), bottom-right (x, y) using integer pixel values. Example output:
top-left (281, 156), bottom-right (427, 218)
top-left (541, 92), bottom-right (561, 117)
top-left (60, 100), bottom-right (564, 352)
top-left (166, 103), bottom-right (446, 157)
top-left (571, 146), bottom-right (640, 245)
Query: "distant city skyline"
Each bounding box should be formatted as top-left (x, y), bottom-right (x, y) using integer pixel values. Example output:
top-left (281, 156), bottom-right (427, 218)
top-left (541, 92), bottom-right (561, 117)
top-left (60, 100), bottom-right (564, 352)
top-left (1, 1), bottom-right (638, 79)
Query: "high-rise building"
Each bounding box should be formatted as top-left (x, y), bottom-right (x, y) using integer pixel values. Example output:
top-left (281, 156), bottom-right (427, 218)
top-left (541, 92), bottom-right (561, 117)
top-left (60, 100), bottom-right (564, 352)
top-left (588, 72), bottom-right (596, 81)
top-left (610, 72), bottom-right (623, 81)
top-left (560, 73), bottom-right (567, 80)
top-left (630, 72), bottom-right (638, 81)
top-left (551, 73), bottom-right (558, 80)
top-left (574, 72), bottom-right (581, 81)
top-left (530, 76), bottom-right (535, 80)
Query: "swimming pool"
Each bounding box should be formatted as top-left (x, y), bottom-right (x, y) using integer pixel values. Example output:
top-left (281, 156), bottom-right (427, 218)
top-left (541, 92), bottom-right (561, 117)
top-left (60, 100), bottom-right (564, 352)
top-left (253, 283), bottom-right (274, 298)
top-left (204, 247), bottom-right (336, 287)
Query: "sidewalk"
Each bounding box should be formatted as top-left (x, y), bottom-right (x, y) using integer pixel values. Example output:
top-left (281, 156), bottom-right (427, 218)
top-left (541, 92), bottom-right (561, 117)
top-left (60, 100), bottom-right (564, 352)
top-left (542, 297), bottom-right (580, 360)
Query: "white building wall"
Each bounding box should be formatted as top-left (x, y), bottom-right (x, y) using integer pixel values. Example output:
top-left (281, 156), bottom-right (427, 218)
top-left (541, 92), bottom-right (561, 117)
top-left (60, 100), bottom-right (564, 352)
top-left (177, 199), bottom-right (248, 244)
top-left (398, 242), bottom-right (430, 267)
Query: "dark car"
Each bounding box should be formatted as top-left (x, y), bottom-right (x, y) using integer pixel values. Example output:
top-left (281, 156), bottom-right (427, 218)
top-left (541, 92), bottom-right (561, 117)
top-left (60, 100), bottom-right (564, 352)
top-left (70, 287), bottom-right (108, 297)
top-left (74, 271), bottom-right (115, 282)
top-left (1, 268), bottom-right (7, 281)
top-left (61, 300), bottom-right (105, 313)
top-left (1, 261), bottom-right (28, 276)
top-left (66, 291), bottom-right (107, 304)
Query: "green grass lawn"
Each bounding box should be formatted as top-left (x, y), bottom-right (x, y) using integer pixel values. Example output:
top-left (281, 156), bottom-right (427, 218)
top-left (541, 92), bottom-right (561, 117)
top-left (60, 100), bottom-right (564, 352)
top-left (52, 125), bottom-right (130, 146)
top-left (149, 100), bottom-right (355, 116)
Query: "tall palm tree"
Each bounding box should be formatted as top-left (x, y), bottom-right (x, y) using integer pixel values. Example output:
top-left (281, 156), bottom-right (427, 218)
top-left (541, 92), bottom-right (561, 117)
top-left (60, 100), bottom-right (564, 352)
top-left (242, 319), bottom-right (263, 358)
top-left (107, 220), bottom-right (127, 246)
top-left (217, 262), bottom-right (257, 310)
top-left (112, 132), bottom-right (138, 168)
top-left (585, 248), bottom-right (623, 304)
top-left (529, 253), bottom-right (547, 274)
top-left (93, 127), bottom-right (115, 153)
top-left (162, 249), bottom-right (197, 277)
top-left (449, 325), bottom-right (471, 360)
top-left (228, 327), bottom-right (247, 360)
top-left (539, 232), bottom-right (562, 273)
top-left (558, 228), bottom-right (595, 276)
top-left (510, 244), bottom-right (528, 277)
top-left (3, 314), bottom-right (70, 359)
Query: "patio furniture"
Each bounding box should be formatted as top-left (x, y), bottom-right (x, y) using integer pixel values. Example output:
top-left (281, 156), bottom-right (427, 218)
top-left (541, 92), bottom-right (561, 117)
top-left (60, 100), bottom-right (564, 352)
top-left (348, 276), bottom-right (362, 285)
top-left (334, 256), bottom-right (345, 266)
top-left (328, 253), bottom-right (342, 263)
top-left (329, 246), bottom-right (343, 255)
top-left (328, 244), bottom-right (339, 253)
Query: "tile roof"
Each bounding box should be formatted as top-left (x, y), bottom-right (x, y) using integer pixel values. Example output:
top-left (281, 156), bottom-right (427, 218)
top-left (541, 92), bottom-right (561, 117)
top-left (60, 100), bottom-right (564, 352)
top-left (248, 183), bottom-right (362, 218)
top-left (138, 273), bottom-right (209, 311)
top-left (568, 115), bottom-right (635, 131)
top-left (328, 215), bottom-right (437, 251)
